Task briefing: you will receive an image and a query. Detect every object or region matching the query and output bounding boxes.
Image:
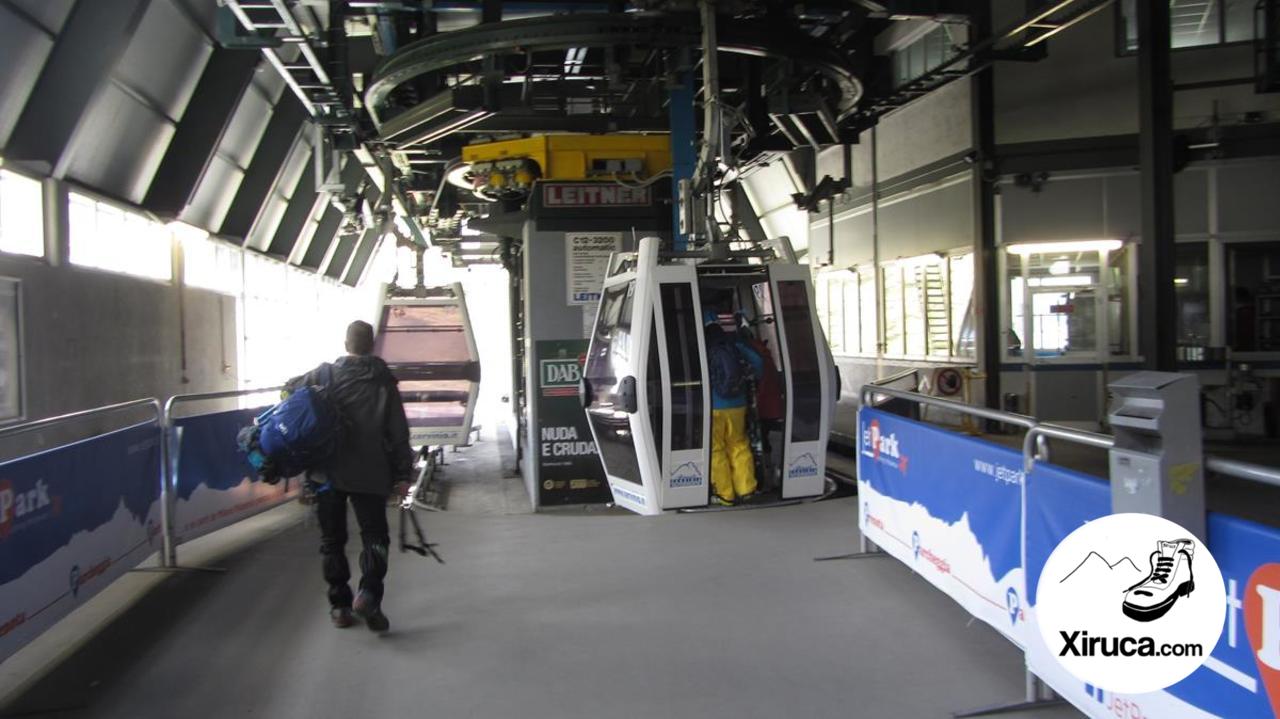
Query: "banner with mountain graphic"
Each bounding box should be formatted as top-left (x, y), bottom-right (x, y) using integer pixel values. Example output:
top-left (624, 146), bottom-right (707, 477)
top-left (856, 407), bottom-right (1028, 645)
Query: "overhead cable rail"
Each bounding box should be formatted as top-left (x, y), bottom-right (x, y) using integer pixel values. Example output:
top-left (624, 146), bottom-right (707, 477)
top-left (856, 0), bottom-right (1116, 122)
top-left (222, 0), bottom-right (355, 131)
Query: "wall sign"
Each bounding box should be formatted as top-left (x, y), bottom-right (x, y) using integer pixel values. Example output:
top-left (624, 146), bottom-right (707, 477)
top-left (566, 232), bottom-right (621, 306)
top-left (543, 184), bottom-right (651, 207)
top-left (534, 340), bottom-right (610, 506)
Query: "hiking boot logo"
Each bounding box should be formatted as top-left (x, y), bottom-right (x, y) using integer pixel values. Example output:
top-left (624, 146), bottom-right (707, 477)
top-left (1122, 539), bottom-right (1196, 623)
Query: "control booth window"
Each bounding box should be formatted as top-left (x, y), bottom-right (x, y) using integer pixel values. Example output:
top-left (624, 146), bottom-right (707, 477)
top-left (1175, 242), bottom-right (1211, 349)
top-left (1005, 240), bottom-right (1133, 362)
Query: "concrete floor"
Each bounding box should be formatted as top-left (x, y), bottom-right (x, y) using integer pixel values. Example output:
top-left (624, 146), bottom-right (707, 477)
top-left (4, 479), bottom-right (1082, 719)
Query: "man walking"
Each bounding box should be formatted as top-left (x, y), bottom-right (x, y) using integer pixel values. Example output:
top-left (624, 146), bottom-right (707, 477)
top-left (288, 320), bottom-right (412, 631)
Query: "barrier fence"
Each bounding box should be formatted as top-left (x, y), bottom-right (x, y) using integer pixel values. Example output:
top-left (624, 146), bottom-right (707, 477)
top-left (0, 388), bottom-right (293, 665)
top-left (857, 386), bottom-right (1280, 719)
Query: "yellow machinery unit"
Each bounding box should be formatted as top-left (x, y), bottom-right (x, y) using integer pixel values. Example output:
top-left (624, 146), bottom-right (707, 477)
top-left (461, 134), bottom-right (671, 198)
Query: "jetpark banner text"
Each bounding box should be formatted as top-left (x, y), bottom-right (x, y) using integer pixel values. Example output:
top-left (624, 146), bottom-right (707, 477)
top-left (0, 422), bottom-right (163, 664)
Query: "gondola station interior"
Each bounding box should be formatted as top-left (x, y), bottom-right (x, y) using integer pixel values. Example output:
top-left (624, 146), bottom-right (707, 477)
top-left (0, 1), bottom-right (1279, 717)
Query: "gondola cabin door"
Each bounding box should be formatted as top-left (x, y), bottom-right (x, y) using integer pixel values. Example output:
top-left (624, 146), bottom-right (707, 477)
top-left (581, 238), bottom-right (711, 514)
top-left (767, 263), bottom-right (833, 498)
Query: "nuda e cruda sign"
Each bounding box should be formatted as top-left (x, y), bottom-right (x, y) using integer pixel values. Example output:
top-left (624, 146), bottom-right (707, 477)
top-left (534, 340), bottom-right (610, 506)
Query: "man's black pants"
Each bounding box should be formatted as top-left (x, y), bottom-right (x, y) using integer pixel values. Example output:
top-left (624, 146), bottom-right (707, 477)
top-left (316, 488), bottom-right (390, 609)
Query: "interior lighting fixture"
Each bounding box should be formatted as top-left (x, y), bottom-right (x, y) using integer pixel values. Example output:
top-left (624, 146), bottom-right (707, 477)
top-left (1006, 239), bottom-right (1122, 256)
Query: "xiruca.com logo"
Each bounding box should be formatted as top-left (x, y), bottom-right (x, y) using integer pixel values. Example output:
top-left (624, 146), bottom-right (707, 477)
top-left (1036, 513), bottom-right (1227, 694)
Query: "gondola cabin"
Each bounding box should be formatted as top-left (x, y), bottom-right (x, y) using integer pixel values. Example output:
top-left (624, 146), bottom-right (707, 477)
top-left (581, 237), bottom-right (835, 515)
top-left (374, 283), bottom-right (481, 448)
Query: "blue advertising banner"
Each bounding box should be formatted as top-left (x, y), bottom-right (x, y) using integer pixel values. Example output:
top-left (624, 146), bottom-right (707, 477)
top-left (0, 422), bottom-right (163, 663)
top-left (171, 408), bottom-right (297, 544)
top-left (1025, 461), bottom-right (1280, 718)
top-left (856, 407), bottom-right (1028, 644)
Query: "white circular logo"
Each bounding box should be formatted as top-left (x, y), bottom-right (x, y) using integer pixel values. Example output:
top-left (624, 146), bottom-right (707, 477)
top-left (1036, 513), bottom-right (1226, 694)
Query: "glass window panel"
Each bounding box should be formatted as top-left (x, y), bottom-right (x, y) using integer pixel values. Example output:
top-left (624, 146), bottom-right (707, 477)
top-left (1175, 243), bottom-right (1211, 347)
top-left (777, 280), bottom-right (822, 442)
top-left (68, 193), bottom-right (171, 281)
top-left (1122, 0), bottom-right (1230, 51)
top-left (1224, 0), bottom-right (1254, 42)
top-left (583, 283), bottom-right (642, 486)
top-left (903, 264), bottom-right (927, 357)
top-left (0, 171), bottom-right (44, 258)
top-left (882, 266), bottom-right (903, 356)
top-left (842, 275), bottom-right (860, 355)
top-left (950, 254), bottom-right (975, 358)
top-left (660, 283), bottom-right (704, 451)
top-left (1170, 0), bottom-right (1221, 48)
top-left (860, 269), bottom-right (877, 356)
top-left (0, 279), bottom-right (22, 420)
top-left (1106, 245), bottom-right (1132, 356)
top-left (827, 276), bottom-right (846, 354)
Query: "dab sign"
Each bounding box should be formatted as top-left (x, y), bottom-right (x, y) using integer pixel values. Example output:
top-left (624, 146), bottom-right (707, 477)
top-left (534, 340), bottom-right (610, 506)
top-left (540, 355), bottom-right (583, 399)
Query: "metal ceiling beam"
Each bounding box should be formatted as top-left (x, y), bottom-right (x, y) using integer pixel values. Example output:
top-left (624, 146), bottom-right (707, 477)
top-left (323, 232), bottom-right (360, 279)
top-left (267, 159), bottom-right (321, 258)
top-left (219, 97), bottom-right (308, 239)
top-left (301, 204), bottom-right (343, 270)
top-left (143, 47), bottom-right (260, 217)
top-left (3, 0), bottom-right (152, 174)
top-left (343, 227), bottom-right (382, 286)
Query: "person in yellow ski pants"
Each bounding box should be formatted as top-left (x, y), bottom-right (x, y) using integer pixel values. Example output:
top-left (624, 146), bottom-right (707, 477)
top-left (704, 309), bottom-right (764, 505)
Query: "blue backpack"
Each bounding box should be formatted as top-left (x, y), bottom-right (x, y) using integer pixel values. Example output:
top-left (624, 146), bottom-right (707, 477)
top-left (707, 336), bottom-right (747, 399)
top-left (256, 366), bottom-right (347, 476)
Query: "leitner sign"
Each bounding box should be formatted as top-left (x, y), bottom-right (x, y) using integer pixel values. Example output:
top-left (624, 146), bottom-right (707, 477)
top-left (543, 184), bottom-right (651, 207)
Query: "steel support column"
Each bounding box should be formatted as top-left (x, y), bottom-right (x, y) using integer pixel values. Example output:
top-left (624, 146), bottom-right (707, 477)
top-left (219, 98), bottom-right (308, 240)
top-left (3, 0), bottom-right (151, 173)
top-left (144, 48), bottom-right (260, 217)
top-left (668, 64), bottom-right (696, 251)
top-left (971, 3), bottom-right (1000, 410)
top-left (1137, 0), bottom-right (1176, 371)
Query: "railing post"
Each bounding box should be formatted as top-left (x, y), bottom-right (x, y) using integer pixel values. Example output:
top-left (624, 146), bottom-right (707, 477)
top-left (158, 399), bottom-right (178, 568)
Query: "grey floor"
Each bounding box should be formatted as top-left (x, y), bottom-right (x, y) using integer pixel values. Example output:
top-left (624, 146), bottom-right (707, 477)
top-left (5, 442), bottom-right (1082, 719)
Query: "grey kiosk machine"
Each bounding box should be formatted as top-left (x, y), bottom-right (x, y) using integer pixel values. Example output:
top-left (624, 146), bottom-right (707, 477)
top-left (581, 236), bottom-right (836, 516)
top-left (1107, 371), bottom-right (1206, 541)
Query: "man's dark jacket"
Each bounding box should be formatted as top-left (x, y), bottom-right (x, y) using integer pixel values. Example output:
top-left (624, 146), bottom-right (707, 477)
top-left (288, 355), bottom-right (413, 495)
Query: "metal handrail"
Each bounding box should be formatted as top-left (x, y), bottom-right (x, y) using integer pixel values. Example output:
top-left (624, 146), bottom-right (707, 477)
top-left (0, 398), bottom-right (162, 441)
top-left (1022, 424), bottom-right (1115, 472)
top-left (859, 384), bottom-right (1038, 430)
top-left (164, 386), bottom-right (284, 423)
top-left (1206, 455), bottom-right (1280, 489)
top-left (160, 386), bottom-right (283, 566)
top-left (869, 367), bottom-right (920, 388)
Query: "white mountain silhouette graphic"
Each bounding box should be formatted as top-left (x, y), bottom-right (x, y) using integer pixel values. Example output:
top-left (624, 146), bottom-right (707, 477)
top-left (1059, 551), bottom-right (1147, 591)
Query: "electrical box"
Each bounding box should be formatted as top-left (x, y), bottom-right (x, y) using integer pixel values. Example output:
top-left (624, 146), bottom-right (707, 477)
top-left (1107, 372), bottom-right (1206, 542)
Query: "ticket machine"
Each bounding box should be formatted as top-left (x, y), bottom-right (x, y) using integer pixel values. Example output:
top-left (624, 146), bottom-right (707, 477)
top-left (581, 237), bottom-right (834, 515)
